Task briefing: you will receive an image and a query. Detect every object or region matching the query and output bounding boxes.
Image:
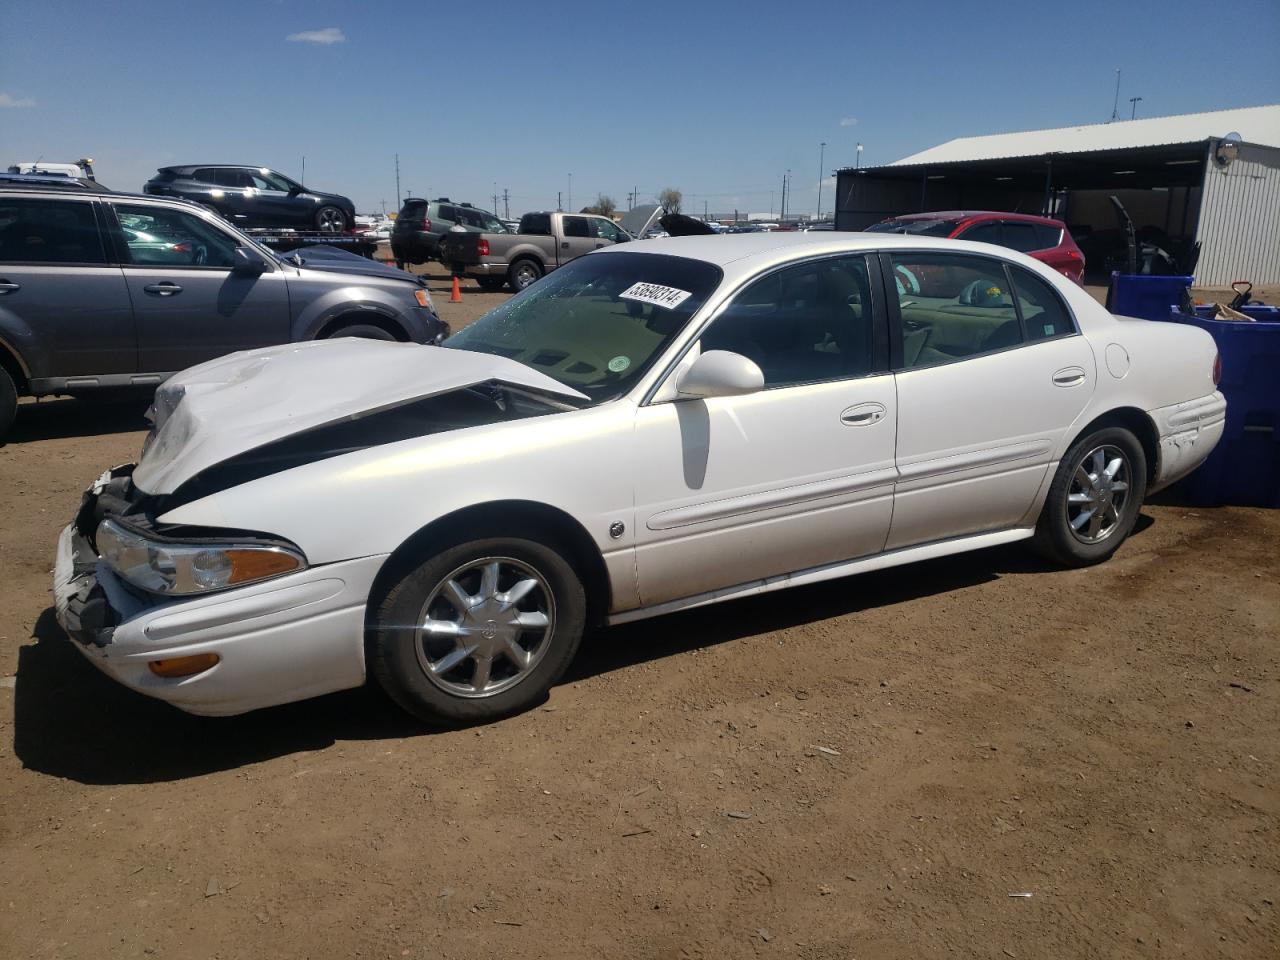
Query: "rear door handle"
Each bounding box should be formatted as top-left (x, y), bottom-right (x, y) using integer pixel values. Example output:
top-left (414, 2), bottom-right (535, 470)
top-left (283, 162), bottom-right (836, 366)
top-left (561, 242), bottom-right (571, 249)
top-left (840, 402), bottom-right (887, 426)
top-left (143, 282), bottom-right (183, 296)
top-left (1052, 366), bottom-right (1086, 387)
top-left (0, 280), bottom-right (20, 293)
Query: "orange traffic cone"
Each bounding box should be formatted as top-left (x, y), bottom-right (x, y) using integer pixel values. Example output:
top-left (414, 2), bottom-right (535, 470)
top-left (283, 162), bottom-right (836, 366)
top-left (450, 275), bottom-right (462, 303)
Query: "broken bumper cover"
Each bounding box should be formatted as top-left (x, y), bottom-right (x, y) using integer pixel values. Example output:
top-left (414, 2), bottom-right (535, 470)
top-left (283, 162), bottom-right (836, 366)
top-left (1148, 391), bottom-right (1227, 491)
top-left (53, 522), bottom-right (389, 717)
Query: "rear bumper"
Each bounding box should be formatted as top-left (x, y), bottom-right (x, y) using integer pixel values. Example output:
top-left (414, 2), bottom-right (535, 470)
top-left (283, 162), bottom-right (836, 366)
top-left (1147, 391), bottom-right (1227, 491)
top-left (461, 261), bottom-right (508, 278)
top-left (54, 508), bottom-right (388, 716)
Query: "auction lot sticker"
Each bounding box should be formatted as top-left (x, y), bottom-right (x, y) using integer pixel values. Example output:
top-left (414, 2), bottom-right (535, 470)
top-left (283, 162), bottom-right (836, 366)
top-left (619, 282), bottom-right (692, 310)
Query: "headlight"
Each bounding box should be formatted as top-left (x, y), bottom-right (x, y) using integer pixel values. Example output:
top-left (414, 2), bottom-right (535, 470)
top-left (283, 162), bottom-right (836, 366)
top-left (96, 518), bottom-right (306, 596)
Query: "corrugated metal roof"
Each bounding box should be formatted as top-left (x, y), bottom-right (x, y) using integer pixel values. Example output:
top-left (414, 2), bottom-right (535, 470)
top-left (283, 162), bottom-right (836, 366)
top-left (888, 105), bottom-right (1280, 167)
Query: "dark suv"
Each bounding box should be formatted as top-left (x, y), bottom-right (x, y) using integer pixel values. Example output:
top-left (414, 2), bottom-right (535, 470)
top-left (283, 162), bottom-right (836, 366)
top-left (391, 198), bottom-right (509, 265)
top-left (143, 165), bottom-right (356, 233)
top-left (0, 179), bottom-right (446, 439)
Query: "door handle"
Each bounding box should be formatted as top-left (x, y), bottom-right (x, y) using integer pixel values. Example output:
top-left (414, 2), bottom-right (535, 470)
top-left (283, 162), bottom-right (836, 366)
top-left (0, 281), bottom-right (20, 294)
top-left (561, 242), bottom-right (570, 249)
top-left (840, 402), bottom-right (887, 426)
top-left (1052, 366), bottom-right (1086, 387)
top-left (143, 282), bottom-right (183, 296)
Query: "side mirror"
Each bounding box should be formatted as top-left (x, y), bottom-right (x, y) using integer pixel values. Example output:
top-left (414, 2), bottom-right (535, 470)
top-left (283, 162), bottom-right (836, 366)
top-left (232, 245), bottom-right (268, 276)
top-left (613, 234), bottom-right (629, 244)
top-left (676, 350), bottom-right (764, 399)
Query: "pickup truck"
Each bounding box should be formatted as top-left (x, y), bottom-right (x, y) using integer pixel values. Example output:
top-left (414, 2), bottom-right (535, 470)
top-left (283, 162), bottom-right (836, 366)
top-left (441, 205), bottom-right (663, 291)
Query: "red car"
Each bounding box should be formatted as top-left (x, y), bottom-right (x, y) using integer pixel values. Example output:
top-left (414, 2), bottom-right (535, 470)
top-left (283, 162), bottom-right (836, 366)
top-left (867, 211), bottom-right (1085, 284)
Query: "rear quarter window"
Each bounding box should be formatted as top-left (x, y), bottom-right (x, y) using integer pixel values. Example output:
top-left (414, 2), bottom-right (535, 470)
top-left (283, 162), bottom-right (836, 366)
top-left (0, 198), bottom-right (106, 264)
top-left (1035, 223), bottom-right (1063, 249)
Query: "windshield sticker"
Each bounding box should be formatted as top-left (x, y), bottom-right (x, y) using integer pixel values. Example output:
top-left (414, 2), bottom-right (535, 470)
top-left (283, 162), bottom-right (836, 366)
top-left (619, 282), bottom-right (692, 310)
top-left (607, 355), bottom-right (631, 373)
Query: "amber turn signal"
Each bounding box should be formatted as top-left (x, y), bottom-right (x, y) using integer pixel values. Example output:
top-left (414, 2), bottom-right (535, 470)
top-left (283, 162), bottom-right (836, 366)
top-left (148, 653), bottom-right (221, 678)
top-left (226, 549), bottom-right (302, 585)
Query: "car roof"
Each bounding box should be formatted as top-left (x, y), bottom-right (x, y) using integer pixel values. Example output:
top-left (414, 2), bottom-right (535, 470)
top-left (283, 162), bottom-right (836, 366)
top-left (886, 210), bottom-right (1065, 227)
top-left (0, 175), bottom-right (110, 193)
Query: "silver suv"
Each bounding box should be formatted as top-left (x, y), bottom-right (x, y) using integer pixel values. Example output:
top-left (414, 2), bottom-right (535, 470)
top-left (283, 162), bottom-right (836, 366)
top-left (0, 179), bottom-right (447, 439)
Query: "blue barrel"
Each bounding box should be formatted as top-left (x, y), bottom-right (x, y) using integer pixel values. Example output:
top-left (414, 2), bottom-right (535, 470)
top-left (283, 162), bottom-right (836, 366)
top-left (1168, 307), bottom-right (1280, 507)
top-left (1107, 273), bottom-right (1195, 321)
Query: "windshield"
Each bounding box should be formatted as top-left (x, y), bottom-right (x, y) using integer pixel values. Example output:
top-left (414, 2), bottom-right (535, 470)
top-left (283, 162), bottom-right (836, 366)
top-left (444, 252), bottom-right (723, 404)
top-left (866, 218), bottom-right (959, 237)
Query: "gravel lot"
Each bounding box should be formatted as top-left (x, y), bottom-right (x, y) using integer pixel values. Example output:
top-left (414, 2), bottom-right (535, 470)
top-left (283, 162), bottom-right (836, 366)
top-left (1, 276), bottom-right (1277, 959)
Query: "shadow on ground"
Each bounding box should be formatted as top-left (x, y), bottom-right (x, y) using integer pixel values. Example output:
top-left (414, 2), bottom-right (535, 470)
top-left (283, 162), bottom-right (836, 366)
top-left (5, 397), bottom-right (150, 444)
top-left (12, 520), bottom-right (1154, 786)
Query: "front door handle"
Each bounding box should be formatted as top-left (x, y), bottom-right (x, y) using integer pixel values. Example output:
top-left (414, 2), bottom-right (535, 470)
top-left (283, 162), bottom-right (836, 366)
top-left (840, 402), bottom-right (887, 426)
top-left (0, 281), bottom-right (20, 294)
top-left (143, 282), bottom-right (183, 296)
top-left (561, 242), bottom-right (571, 249)
top-left (1052, 366), bottom-right (1086, 387)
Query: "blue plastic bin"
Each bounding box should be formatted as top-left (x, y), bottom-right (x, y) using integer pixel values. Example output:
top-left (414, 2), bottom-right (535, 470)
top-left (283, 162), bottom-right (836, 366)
top-left (1107, 273), bottom-right (1195, 321)
top-left (1167, 307), bottom-right (1280, 507)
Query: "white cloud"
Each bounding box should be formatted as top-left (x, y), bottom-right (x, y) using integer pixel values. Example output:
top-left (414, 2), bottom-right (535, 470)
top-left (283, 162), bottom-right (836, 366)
top-left (839, 116), bottom-right (858, 127)
top-left (286, 27), bottom-right (345, 44)
top-left (0, 93), bottom-right (36, 108)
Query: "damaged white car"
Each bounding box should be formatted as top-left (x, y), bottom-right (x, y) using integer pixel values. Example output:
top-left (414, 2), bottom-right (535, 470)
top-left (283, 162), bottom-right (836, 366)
top-left (55, 233), bottom-right (1225, 724)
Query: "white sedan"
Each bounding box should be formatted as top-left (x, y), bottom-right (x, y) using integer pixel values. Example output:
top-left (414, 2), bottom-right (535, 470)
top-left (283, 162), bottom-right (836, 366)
top-left (54, 233), bottom-right (1225, 724)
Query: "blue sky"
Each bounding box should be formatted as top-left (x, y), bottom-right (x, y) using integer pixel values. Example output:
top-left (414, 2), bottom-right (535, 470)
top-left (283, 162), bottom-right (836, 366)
top-left (3, 0), bottom-right (1278, 217)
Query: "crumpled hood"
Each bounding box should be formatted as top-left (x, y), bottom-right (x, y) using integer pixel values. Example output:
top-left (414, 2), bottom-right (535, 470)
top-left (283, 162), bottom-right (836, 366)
top-left (286, 245), bottom-right (418, 283)
top-left (132, 340), bottom-right (588, 495)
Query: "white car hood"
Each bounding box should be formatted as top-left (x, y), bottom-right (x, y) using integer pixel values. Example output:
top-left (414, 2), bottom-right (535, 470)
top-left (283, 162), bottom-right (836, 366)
top-left (132, 339), bottom-right (588, 495)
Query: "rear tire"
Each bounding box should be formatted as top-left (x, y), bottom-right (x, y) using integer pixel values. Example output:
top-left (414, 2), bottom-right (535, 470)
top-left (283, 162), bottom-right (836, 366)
top-left (368, 536), bottom-right (586, 725)
top-left (508, 258), bottom-right (543, 291)
top-left (316, 205), bottom-right (348, 232)
top-left (1032, 425), bottom-right (1147, 567)
top-left (0, 365), bottom-right (17, 441)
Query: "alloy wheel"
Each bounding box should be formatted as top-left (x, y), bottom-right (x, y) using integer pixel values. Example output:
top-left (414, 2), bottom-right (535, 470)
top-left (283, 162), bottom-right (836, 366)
top-left (414, 557), bottom-right (555, 698)
top-left (318, 207), bottom-right (345, 232)
top-left (1067, 444), bottom-right (1131, 544)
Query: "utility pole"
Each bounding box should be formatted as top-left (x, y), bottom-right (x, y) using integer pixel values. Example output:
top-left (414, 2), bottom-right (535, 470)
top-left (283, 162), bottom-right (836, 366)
top-left (704, 199), bottom-right (708, 220)
top-left (1129, 96), bottom-right (1143, 120)
top-left (1110, 68), bottom-right (1121, 122)
top-left (301, 156), bottom-right (306, 185)
top-left (394, 153), bottom-right (401, 205)
top-left (502, 188), bottom-right (510, 219)
top-left (770, 190), bottom-right (774, 217)
top-left (492, 182), bottom-right (499, 215)
top-left (567, 173), bottom-right (572, 212)
top-left (557, 191), bottom-right (562, 212)
top-left (816, 141), bottom-right (827, 221)
top-left (380, 199), bottom-right (386, 216)
top-left (780, 173), bottom-right (786, 221)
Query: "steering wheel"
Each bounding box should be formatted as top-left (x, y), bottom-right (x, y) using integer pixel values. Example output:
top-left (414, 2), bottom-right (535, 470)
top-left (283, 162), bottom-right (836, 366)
top-left (515, 341), bottom-right (613, 383)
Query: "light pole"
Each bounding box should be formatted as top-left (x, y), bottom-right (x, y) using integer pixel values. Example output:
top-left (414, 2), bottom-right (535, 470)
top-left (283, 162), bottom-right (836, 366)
top-left (816, 142), bottom-right (827, 221)
top-left (1129, 96), bottom-right (1143, 120)
top-left (856, 142), bottom-right (863, 169)
top-left (568, 173), bottom-right (572, 212)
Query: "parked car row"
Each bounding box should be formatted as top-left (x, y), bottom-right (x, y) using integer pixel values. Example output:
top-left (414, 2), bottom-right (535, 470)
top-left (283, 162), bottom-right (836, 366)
top-left (0, 175), bottom-right (446, 438)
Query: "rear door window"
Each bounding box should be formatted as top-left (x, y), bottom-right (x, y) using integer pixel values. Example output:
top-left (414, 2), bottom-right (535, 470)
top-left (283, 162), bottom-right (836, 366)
top-left (958, 221), bottom-right (1003, 245)
top-left (1034, 223), bottom-right (1063, 249)
top-left (1010, 265), bottom-right (1074, 341)
top-left (1001, 222), bottom-right (1042, 253)
top-left (562, 216), bottom-right (591, 238)
top-left (888, 252), bottom-right (1022, 368)
top-left (0, 197), bottom-right (106, 264)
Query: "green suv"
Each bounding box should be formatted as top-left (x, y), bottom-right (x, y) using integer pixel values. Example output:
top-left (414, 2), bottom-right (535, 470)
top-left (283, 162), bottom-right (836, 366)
top-left (391, 198), bottom-right (509, 265)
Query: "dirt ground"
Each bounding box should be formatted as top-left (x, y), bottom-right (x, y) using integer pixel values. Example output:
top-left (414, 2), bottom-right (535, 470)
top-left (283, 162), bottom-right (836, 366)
top-left (1, 276), bottom-right (1278, 959)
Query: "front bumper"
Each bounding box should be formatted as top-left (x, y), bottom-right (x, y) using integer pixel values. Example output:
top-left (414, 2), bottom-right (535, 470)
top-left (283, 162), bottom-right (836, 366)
top-left (53, 476), bottom-right (389, 716)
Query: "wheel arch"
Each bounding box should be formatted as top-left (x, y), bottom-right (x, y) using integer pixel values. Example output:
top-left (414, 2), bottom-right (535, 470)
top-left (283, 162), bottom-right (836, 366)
top-left (1069, 406), bottom-right (1160, 482)
top-left (0, 336), bottom-right (30, 392)
top-left (365, 500), bottom-right (613, 634)
top-left (315, 310), bottom-right (409, 342)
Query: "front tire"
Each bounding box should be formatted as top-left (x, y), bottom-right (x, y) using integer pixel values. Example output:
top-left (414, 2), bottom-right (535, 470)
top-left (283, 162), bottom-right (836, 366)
top-left (368, 537), bottom-right (586, 725)
top-left (324, 323), bottom-right (398, 341)
top-left (1033, 425), bottom-right (1147, 567)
